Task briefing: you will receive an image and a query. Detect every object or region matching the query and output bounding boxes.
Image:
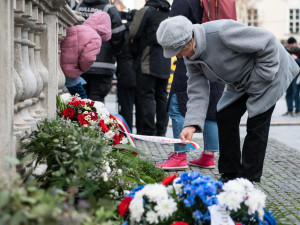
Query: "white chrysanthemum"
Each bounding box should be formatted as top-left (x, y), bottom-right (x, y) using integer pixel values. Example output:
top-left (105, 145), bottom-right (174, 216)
top-left (117, 169), bottom-right (122, 175)
top-left (94, 101), bottom-right (110, 116)
top-left (217, 192), bottom-right (244, 211)
top-left (141, 184), bottom-right (169, 202)
top-left (120, 137), bottom-right (129, 144)
top-left (166, 185), bottom-right (174, 194)
top-left (60, 93), bottom-right (72, 104)
top-left (172, 178), bottom-right (183, 195)
top-left (104, 130), bottom-right (115, 140)
top-left (146, 210), bottom-right (159, 224)
top-left (223, 180), bottom-right (246, 194)
top-left (129, 197), bottom-right (144, 222)
top-left (235, 178), bottom-right (255, 192)
top-left (245, 189), bottom-right (266, 220)
top-left (154, 198), bottom-right (177, 220)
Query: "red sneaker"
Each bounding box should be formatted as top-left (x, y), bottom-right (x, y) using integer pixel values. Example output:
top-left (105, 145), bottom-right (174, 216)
top-left (189, 152), bottom-right (215, 169)
top-left (155, 152), bottom-right (188, 170)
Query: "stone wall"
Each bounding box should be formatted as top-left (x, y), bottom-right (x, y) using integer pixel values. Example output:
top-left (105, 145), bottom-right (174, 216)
top-left (0, 0), bottom-right (82, 173)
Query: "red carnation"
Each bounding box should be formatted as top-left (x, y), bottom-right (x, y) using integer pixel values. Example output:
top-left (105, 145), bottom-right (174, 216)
top-left (68, 100), bottom-right (86, 106)
top-left (86, 101), bottom-right (95, 107)
top-left (161, 174), bottom-right (178, 186)
top-left (77, 114), bottom-right (89, 125)
top-left (236, 223), bottom-right (243, 225)
top-left (113, 134), bottom-right (120, 145)
top-left (88, 111), bottom-right (98, 121)
top-left (118, 196), bottom-right (132, 217)
top-left (171, 222), bottom-right (189, 225)
top-left (62, 108), bottom-right (76, 119)
top-left (99, 120), bottom-right (110, 133)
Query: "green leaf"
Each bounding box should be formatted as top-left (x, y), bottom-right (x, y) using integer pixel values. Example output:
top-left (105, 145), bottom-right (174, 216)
top-left (20, 196), bottom-right (37, 204)
top-left (0, 190), bottom-right (10, 208)
top-left (5, 155), bottom-right (20, 165)
top-left (114, 144), bottom-right (147, 156)
top-left (19, 153), bottom-right (35, 164)
top-left (10, 210), bottom-right (23, 225)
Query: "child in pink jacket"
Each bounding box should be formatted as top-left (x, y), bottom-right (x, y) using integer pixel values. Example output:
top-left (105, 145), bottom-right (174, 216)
top-left (60, 11), bottom-right (112, 98)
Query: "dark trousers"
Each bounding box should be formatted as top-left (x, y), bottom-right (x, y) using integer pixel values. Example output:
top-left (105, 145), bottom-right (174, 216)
top-left (67, 82), bottom-right (87, 99)
top-left (117, 85), bottom-right (144, 133)
top-left (140, 74), bottom-right (169, 136)
top-left (286, 76), bottom-right (300, 113)
top-left (216, 94), bottom-right (275, 182)
top-left (82, 74), bottom-right (113, 103)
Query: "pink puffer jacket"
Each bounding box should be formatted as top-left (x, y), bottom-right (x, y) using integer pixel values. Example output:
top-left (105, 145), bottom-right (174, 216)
top-left (60, 11), bottom-right (111, 78)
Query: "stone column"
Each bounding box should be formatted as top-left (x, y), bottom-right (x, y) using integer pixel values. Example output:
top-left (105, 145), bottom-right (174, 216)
top-left (41, 13), bottom-right (59, 119)
top-left (0, 0), bottom-right (14, 171)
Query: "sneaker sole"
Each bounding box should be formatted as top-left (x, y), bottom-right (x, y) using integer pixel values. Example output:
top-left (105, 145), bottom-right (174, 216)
top-left (188, 162), bottom-right (215, 169)
top-left (157, 166), bottom-right (189, 170)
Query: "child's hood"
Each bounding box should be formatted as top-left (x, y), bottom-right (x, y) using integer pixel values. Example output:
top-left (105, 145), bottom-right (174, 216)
top-left (83, 11), bottom-right (112, 42)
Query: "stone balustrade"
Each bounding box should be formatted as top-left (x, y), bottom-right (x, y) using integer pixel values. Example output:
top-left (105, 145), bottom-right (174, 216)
top-left (0, 0), bottom-right (82, 172)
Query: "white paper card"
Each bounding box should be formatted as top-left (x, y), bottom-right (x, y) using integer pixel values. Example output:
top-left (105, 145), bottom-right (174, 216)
top-left (209, 205), bottom-right (235, 225)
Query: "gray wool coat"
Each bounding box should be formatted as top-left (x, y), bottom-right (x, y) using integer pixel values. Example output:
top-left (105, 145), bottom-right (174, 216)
top-left (183, 19), bottom-right (300, 132)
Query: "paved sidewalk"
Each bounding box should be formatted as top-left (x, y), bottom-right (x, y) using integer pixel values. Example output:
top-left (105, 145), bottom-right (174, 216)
top-left (135, 138), bottom-right (300, 225)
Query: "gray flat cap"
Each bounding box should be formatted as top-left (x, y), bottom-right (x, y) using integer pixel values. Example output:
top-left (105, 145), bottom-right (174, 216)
top-left (157, 15), bottom-right (193, 58)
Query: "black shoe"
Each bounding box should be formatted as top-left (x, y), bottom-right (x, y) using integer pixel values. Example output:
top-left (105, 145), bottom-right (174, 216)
top-left (218, 174), bottom-right (237, 183)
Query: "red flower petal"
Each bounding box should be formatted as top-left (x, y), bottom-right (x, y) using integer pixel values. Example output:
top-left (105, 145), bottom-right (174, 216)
top-left (161, 174), bottom-right (178, 186)
top-left (118, 196), bottom-right (132, 217)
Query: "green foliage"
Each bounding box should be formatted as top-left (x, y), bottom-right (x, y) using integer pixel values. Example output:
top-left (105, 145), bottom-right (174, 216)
top-left (0, 174), bottom-right (65, 225)
top-left (56, 95), bottom-right (67, 116)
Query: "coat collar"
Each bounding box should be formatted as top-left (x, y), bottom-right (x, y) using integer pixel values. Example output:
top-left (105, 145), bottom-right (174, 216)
top-left (184, 24), bottom-right (206, 62)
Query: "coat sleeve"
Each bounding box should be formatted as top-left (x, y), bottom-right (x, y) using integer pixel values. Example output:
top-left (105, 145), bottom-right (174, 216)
top-left (107, 6), bottom-right (126, 54)
top-left (170, 0), bottom-right (190, 17)
top-left (183, 62), bottom-right (210, 132)
top-left (79, 38), bottom-right (101, 73)
top-left (219, 20), bottom-right (280, 81)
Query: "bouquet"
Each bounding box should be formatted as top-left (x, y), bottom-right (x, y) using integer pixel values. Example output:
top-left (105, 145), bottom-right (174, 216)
top-left (216, 178), bottom-right (276, 225)
top-left (58, 93), bottom-right (128, 146)
top-left (119, 172), bottom-right (276, 225)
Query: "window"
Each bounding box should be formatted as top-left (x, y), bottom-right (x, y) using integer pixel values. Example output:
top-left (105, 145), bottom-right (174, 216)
top-left (247, 9), bottom-right (259, 27)
top-left (289, 9), bottom-right (300, 34)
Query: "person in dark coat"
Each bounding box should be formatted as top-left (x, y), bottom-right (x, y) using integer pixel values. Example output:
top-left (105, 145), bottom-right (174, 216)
top-left (283, 37), bottom-right (300, 116)
top-left (76, 0), bottom-right (125, 103)
top-left (155, 0), bottom-right (224, 170)
top-left (116, 10), bottom-right (143, 133)
top-left (129, 0), bottom-right (171, 136)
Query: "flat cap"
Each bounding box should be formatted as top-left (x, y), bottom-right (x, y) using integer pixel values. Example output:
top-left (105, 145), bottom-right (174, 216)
top-left (156, 16), bottom-right (193, 58)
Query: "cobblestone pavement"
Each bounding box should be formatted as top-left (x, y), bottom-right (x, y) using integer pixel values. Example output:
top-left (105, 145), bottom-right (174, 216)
top-left (135, 138), bottom-right (300, 225)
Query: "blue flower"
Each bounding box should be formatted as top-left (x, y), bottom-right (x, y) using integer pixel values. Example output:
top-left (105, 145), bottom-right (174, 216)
top-left (184, 198), bottom-right (195, 207)
top-left (122, 221), bottom-right (128, 225)
top-left (193, 210), bottom-right (204, 221)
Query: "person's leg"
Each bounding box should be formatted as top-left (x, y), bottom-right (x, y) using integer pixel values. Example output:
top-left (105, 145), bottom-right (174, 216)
top-left (155, 94), bottom-right (188, 169)
top-left (189, 119), bottom-right (219, 168)
top-left (239, 105), bottom-right (275, 182)
top-left (292, 77), bottom-right (300, 114)
top-left (296, 83), bottom-right (300, 114)
top-left (66, 82), bottom-right (87, 99)
top-left (89, 75), bottom-right (113, 103)
top-left (216, 94), bottom-right (248, 179)
top-left (284, 82), bottom-right (294, 115)
top-left (155, 78), bottom-right (169, 136)
top-left (169, 94), bottom-right (190, 153)
top-left (117, 84), bottom-right (135, 131)
top-left (140, 74), bottom-right (156, 135)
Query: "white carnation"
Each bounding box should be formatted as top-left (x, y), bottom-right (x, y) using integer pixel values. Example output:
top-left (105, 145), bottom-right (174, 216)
top-left (60, 93), bottom-right (72, 104)
top-left (235, 178), bottom-right (255, 192)
top-left (154, 198), bottom-right (177, 220)
top-left (146, 210), bottom-right (159, 224)
top-left (223, 179), bottom-right (246, 194)
top-left (245, 189), bottom-right (266, 220)
top-left (172, 177), bottom-right (183, 195)
top-left (141, 184), bottom-right (169, 202)
top-left (129, 197), bottom-right (144, 223)
top-left (217, 192), bottom-right (244, 211)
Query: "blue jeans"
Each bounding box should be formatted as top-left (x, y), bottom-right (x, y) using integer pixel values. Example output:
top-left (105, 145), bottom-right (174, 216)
top-left (168, 94), bottom-right (219, 153)
top-left (286, 76), bottom-right (300, 113)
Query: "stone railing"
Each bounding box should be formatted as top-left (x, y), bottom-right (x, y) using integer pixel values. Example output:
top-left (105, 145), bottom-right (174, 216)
top-left (0, 0), bottom-right (83, 172)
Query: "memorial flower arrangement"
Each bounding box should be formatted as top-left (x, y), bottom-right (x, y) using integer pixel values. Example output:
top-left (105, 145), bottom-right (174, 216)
top-left (58, 93), bottom-right (128, 146)
top-left (217, 178), bottom-right (277, 225)
top-left (119, 172), bottom-right (276, 225)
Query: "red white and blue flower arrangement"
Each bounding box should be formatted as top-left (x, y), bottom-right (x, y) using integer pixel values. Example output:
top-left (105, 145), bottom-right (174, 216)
top-left (119, 172), bottom-right (276, 225)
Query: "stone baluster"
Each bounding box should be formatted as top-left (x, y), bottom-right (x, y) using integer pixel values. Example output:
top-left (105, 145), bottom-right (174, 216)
top-left (33, 8), bottom-right (48, 117)
top-left (57, 24), bottom-right (66, 92)
top-left (0, 0), bottom-right (14, 171)
top-left (28, 3), bottom-right (44, 119)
